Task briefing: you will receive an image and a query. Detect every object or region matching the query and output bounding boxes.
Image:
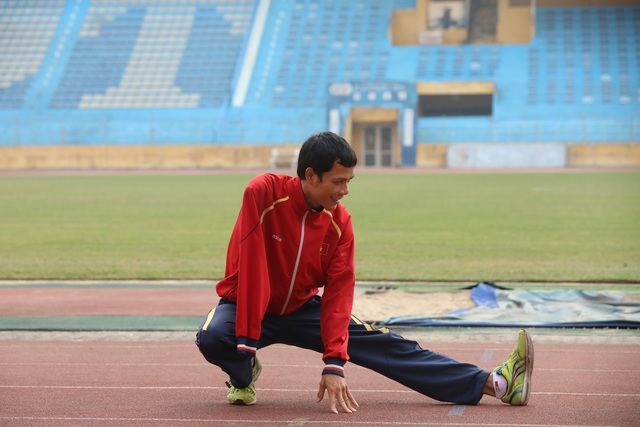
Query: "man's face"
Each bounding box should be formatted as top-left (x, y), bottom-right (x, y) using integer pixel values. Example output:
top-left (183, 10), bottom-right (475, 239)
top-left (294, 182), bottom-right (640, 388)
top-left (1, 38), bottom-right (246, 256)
top-left (303, 161), bottom-right (355, 211)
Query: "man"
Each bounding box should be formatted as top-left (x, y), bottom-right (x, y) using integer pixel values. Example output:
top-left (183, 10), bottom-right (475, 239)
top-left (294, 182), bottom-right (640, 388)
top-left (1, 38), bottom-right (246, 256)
top-left (196, 131), bottom-right (533, 414)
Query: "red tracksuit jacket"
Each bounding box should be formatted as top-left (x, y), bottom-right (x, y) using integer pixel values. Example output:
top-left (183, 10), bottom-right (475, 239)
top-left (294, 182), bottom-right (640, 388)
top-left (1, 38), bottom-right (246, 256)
top-left (216, 173), bottom-right (356, 373)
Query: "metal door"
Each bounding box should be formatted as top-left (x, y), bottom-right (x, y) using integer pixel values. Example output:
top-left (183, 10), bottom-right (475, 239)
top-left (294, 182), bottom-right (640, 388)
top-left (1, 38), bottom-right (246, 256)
top-left (362, 125), bottom-right (393, 167)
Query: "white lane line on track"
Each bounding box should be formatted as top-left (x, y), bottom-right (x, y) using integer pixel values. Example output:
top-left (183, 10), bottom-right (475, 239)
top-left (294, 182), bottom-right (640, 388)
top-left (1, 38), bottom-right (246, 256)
top-left (0, 417), bottom-right (624, 427)
top-left (1, 385), bottom-right (639, 398)
top-left (0, 362), bottom-right (206, 366)
top-left (7, 385), bottom-right (409, 392)
top-left (448, 405), bottom-right (466, 416)
top-left (479, 349), bottom-right (495, 362)
top-left (1, 362), bottom-right (639, 374)
top-left (534, 391), bottom-right (640, 397)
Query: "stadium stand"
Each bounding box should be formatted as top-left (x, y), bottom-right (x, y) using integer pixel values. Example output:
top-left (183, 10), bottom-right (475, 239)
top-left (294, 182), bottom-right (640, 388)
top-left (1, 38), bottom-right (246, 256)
top-left (0, 0), bottom-right (65, 109)
top-left (47, 1), bottom-right (253, 110)
top-left (244, 0), bottom-right (392, 108)
top-left (0, 0), bottom-right (638, 168)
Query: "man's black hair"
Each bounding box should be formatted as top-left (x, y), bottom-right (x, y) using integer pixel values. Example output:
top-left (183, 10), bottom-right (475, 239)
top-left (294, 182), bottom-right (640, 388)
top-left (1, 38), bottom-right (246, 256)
top-left (296, 132), bottom-right (357, 180)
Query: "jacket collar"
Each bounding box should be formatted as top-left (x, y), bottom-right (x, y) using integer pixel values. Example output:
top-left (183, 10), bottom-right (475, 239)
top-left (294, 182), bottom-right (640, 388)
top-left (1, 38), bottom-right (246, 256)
top-left (287, 176), bottom-right (319, 215)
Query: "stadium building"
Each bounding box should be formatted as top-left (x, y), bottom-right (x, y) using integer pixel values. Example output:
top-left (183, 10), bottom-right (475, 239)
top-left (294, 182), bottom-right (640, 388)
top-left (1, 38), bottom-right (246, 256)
top-left (0, 0), bottom-right (638, 169)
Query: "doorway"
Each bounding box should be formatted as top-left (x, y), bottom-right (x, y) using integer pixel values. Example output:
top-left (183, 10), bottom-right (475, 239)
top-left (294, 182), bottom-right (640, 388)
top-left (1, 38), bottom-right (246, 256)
top-left (362, 124), bottom-right (394, 167)
top-left (346, 107), bottom-right (399, 167)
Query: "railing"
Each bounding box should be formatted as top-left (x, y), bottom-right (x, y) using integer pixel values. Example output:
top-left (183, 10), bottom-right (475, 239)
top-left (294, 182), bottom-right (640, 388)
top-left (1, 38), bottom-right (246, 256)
top-left (0, 115), bottom-right (637, 146)
top-left (0, 113), bottom-right (324, 146)
top-left (417, 117), bottom-right (639, 143)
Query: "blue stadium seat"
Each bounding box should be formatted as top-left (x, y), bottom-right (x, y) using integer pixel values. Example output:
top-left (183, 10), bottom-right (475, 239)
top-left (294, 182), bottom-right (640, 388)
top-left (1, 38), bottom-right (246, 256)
top-left (0, 1), bottom-right (64, 109)
top-left (0, 2), bottom-right (638, 146)
top-left (47, 0), bottom-right (255, 110)
top-left (529, 7), bottom-right (639, 108)
top-left (244, 0), bottom-right (392, 108)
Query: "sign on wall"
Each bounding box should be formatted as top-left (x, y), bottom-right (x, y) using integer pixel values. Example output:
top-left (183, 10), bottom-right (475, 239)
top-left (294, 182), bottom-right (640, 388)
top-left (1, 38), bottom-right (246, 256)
top-left (327, 81), bottom-right (418, 165)
top-left (428, 0), bottom-right (468, 30)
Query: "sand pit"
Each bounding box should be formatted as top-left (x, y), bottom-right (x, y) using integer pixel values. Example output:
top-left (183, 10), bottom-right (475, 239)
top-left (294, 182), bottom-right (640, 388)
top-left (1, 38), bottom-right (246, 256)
top-left (352, 288), bottom-right (475, 322)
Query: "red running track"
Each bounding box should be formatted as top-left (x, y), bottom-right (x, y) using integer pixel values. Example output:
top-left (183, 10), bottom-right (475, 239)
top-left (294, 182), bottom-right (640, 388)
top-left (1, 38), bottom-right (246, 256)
top-left (1, 334), bottom-right (639, 427)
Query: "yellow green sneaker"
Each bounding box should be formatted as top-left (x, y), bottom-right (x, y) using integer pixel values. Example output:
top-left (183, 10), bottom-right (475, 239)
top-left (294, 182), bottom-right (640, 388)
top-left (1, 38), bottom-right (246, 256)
top-left (227, 382), bottom-right (257, 405)
top-left (493, 329), bottom-right (534, 406)
top-left (226, 356), bottom-right (262, 405)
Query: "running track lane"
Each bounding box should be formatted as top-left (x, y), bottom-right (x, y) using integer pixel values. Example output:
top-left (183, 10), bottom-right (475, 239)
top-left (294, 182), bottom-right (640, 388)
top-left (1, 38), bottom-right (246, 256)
top-left (1, 338), bottom-right (639, 426)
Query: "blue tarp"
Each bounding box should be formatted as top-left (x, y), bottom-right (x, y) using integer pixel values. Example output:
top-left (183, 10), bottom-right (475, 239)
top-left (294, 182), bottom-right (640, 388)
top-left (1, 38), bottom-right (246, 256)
top-left (379, 282), bottom-right (640, 328)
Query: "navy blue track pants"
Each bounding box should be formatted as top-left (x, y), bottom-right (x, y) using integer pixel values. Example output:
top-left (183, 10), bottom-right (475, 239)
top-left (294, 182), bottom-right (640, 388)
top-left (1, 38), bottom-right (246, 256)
top-left (196, 295), bottom-right (490, 405)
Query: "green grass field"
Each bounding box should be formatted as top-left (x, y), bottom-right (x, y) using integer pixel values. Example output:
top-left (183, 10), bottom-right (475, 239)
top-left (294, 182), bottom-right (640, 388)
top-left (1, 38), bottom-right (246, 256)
top-left (0, 171), bottom-right (638, 283)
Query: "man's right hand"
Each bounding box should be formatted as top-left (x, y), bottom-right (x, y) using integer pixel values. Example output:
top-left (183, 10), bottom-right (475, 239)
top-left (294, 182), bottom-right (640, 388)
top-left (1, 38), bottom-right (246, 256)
top-left (316, 373), bottom-right (359, 414)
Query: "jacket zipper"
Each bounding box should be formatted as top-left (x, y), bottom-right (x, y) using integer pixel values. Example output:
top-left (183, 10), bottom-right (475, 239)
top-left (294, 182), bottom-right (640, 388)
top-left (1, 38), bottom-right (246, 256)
top-left (280, 210), bottom-right (308, 315)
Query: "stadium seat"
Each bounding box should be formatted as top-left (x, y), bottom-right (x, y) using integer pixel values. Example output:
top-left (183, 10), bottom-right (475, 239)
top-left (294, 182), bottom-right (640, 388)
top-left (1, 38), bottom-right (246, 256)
top-left (0, 1), bottom-right (637, 146)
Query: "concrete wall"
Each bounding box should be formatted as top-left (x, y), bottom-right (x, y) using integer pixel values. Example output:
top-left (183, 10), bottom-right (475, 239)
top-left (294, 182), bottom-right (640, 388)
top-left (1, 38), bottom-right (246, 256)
top-left (2, 143), bottom-right (638, 170)
top-left (416, 143), bottom-right (640, 168)
top-left (496, 0), bottom-right (534, 44)
top-left (0, 145), bottom-right (300, 170)
top-left (537, 0), bottom-right (640, 6)
top-left (391, 0), bottom-right (533, 46)
top-left (447, 143), bottom-right (567, 168)
top-left (567, 144), bottom-right (640, 167)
